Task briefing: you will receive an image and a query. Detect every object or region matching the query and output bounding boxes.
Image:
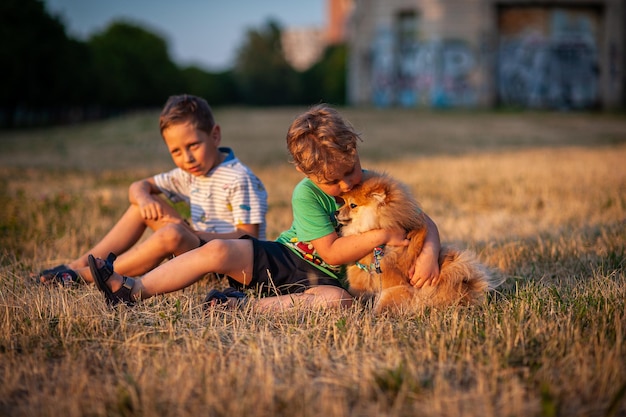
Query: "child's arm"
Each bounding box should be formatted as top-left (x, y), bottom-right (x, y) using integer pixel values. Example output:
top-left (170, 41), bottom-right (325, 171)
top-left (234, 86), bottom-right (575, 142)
top-left (128, 177), bottom-right (167, 220)
top-left (311, 228), bottom-right (409, 266)
top-left (409, 214), bottom-right (441, 288)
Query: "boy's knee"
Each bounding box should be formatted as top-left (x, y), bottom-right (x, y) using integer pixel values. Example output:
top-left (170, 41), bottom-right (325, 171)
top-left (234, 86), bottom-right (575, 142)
top-left (201, 239), bottom-right (231, 262)
top-left (305, 286), bottom-right (354, 308)
top-left (153, 224), bottom-right (194, 251)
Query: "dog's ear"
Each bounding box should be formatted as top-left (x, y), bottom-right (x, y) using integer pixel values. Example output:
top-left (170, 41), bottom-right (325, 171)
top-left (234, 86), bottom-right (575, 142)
top-left (371, 191), bottom-right (386, 205)
top-left (370, 184), bottom-right (388, 205)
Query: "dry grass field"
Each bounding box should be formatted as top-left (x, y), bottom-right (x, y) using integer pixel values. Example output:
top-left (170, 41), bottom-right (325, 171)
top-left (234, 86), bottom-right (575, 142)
top-left (0, 107), bottom-right (625, 417)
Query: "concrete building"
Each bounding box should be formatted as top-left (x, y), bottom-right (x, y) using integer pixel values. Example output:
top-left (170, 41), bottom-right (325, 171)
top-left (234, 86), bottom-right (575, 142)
top-left (282, 0), bottom-right (354, 71)
top-left (346, 0), bottom-right (625, 109)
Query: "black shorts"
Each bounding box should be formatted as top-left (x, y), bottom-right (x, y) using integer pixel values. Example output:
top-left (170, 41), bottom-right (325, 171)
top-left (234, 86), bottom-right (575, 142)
top-left (226, 236), bottom-right (344, 296)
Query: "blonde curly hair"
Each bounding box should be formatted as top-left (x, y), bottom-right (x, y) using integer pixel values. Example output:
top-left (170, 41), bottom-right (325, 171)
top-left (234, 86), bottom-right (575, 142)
top-left (286, 104), bottom-right (362, 181)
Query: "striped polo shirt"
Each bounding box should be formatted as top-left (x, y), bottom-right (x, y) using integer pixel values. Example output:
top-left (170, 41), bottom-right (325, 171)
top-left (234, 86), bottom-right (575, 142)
top-left (153, 147), bottom-right (268, 239)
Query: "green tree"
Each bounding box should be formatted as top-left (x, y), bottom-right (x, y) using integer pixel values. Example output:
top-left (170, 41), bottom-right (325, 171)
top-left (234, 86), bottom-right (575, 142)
top-left (299, 44), bottom-right (347, 105)
top-left (234, 20), bottom-right (299, 105)
top-left (181, 66), bottom-right (240, 105)
top-left (0, 0), bottom-right (92, 126)
top-left (89, 22), bottom-right (183, 107)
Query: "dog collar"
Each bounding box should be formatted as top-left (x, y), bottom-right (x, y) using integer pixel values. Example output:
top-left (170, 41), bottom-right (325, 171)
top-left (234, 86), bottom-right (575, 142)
top-left (355, 245), bottom-right (385, 274)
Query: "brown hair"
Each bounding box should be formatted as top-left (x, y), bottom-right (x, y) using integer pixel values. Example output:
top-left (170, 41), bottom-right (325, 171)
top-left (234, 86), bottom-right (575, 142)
top-left (286, 104), bottom-right (361, 180)
top-left (159, 94), bottom-right (215, 136)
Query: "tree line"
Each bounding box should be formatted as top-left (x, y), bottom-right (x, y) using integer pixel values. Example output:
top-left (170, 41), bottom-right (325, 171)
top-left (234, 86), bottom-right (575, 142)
top-left (0, 0), bottom-right (346, 128)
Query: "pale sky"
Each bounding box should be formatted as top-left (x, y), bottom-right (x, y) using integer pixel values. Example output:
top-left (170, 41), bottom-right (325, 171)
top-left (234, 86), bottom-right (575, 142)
top-left (44, 0), bottom-right (325, 71)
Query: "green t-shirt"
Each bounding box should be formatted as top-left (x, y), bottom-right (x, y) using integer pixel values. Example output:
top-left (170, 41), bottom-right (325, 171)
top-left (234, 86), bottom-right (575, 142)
top-left (276, 178), bottom-right (345, 282)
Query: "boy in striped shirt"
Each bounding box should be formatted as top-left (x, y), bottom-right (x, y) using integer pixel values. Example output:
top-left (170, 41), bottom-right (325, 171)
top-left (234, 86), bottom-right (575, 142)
top-left (39, 94), bottom-right (267, 286)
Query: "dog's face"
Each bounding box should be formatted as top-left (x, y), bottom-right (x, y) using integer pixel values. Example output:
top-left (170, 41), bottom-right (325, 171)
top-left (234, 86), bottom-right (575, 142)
top-left (336, 183), bottom-right (388, 236)
top-left (336, 171), bottom-right (423, 237)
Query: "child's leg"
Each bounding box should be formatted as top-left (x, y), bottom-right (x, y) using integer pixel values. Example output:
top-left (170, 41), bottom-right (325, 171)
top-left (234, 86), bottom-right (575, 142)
top-left (96, 238), bottom-right (254, 300)
top-left (102, 224), bottom-right (200, 277)
top-left (70, 202), bottom-right (179, 264)
top-left (39, 204), bottom-right (150, 283)
top-left (251, 286), bottom-right (354, 311)
top-left (68, 204), bottom-right (149, 269)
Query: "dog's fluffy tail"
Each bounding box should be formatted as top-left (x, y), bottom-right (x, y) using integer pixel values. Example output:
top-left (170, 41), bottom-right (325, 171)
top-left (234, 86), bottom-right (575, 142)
top-left (431, 247), bottom-right (503, 306)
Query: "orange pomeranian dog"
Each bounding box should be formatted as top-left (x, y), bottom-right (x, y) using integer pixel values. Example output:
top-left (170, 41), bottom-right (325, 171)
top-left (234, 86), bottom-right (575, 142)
top-left (336, 171), bottom-right (501, 314)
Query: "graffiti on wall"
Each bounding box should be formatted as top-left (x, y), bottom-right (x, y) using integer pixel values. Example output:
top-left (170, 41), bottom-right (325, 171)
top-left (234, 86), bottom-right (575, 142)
top-left (498, 9), bottom-right (599, 109)
top-left (371, 27), bottom-right (478, 108)
top-left (371, 28), bottom-right (396, 107)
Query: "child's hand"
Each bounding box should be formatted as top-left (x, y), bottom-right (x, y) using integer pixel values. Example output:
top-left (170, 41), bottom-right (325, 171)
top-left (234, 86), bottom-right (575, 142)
top-left (138, 197), bottom-right (165, 220)
top-left (160, 216), bottom-right (194, 231)
top-left (408, 248), bottom-right (440, 288)
top-left (383, 228), bottom-right (410, 247)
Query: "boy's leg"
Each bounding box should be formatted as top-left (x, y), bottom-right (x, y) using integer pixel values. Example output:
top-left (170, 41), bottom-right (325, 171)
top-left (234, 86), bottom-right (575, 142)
top-left (97, 238), bottom-right (254, 300)
top-left (99, 224), bottom-right (200, 278)
top-left (68, 204), bottom-right (149, 269)
top-left (251, 286), bottom-right (354, 311)
top-left (61, 200), bottom-right (187, 282)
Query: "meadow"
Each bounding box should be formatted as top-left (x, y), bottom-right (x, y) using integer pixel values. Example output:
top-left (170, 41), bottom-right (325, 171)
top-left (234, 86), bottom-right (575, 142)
top-left (0, 107), bottom-right (625, 417)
